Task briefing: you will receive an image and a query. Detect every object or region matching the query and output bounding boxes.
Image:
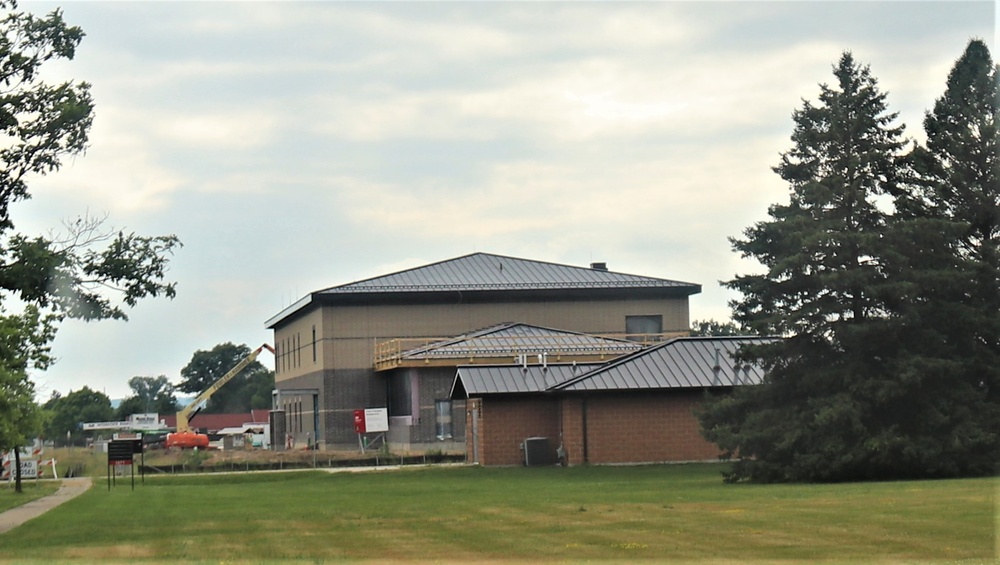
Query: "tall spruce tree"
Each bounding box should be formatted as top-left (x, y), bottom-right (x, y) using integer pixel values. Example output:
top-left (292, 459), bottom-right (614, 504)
top-left (895, 39), bottom-right (1000, 473)
top-left (698, 53), bottom-right (914, 482)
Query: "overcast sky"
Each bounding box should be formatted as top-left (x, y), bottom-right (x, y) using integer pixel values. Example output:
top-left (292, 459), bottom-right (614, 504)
top-left (17, 1), bottom-right (995, 400)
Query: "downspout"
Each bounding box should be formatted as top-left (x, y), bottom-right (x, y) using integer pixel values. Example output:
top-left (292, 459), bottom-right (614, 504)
top-left (581, 395), bottom-right (589, 464)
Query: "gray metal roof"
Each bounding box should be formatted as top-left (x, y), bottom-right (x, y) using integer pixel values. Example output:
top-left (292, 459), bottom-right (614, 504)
top-left (321, 253), bottom-right (696, 294)
top-left (451, 336), bottom-right (774, 398)
top-left (552, 336), bottom-right (775, 392)
top-left (266, 252), bottom-right (701, 329)
top-left (451, 364), bottom-right (601, 398)
top-left (402, 323), bottom-right (643, 361)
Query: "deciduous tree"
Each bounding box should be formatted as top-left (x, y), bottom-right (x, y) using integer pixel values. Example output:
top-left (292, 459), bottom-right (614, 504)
top-left (115, 375), bottom-right (177, 419)
top-left (42, 386), bottom-right (113, 444)
top-left (0, 2), bottom-right (180, 491)
top-left (178, 343), bottom-right (274, 415)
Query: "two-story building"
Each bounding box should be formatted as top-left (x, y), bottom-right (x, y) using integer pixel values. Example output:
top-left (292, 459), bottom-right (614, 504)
top-left (265, 252), bottom-right (700, 451)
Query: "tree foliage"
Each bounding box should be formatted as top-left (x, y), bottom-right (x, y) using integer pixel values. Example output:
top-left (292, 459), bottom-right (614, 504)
top-left (178, 343), bottom-right (274, 414)
top-left (115, 375), bottom-right (177, 419)
top-left (42, 385), bottom-right (113, 443)
top-left (0, 2), bottom-right (180, 490)
top-left (0, 306), bottom-right (49, 491)
top-left (698, 45), bottom-right (1000, 482)
top-left (690, 319), bottom-right (745, 337)
top-left (909, 39), bottom-right (1000, 410)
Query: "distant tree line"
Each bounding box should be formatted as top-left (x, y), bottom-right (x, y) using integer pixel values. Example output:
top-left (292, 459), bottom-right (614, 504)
top-left (41, 343), bottom-right (273, 443)
top-left (697, 40), bottom-right (999, 482)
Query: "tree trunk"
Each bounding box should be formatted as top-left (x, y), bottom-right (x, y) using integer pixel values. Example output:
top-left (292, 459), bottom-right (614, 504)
top-left (13, 448), bottom-right (22, 494)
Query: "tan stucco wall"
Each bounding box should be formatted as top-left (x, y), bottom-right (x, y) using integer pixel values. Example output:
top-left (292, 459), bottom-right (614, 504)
top-left (274, 296), bottom-right (689, 381)
top-left (273, 308), bottom-right (323, 382)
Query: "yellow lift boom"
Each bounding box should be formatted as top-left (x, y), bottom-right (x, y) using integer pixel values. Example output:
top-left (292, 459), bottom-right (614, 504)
top-left (166, 343), bottom-right (275, 449)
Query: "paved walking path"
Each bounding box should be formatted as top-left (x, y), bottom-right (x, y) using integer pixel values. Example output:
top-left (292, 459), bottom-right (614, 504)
top-left (0, 478), bottom-right (92, 534)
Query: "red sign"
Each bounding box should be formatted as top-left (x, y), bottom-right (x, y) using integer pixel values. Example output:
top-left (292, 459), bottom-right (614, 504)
top-left (353, 409), bottom-right (365, 434)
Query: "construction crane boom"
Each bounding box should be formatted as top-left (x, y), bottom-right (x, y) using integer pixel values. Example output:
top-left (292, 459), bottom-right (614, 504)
top-left (166, 343), bottom-right (275, 449)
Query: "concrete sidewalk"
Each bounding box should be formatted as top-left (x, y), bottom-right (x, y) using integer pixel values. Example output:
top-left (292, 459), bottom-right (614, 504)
top-left (0, 478), bottom-right (92, 534)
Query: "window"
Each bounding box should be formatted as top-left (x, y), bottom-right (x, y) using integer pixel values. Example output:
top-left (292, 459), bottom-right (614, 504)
top-left (626, 315), bottom-right (663, 342)
top-left (435, 400), bottom-right (453, 440)
top-left (388, 374), bottom-right (413, 416)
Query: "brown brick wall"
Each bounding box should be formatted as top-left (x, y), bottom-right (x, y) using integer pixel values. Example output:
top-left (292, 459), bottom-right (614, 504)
top-left (469, 391), bottom-right (723, 466)
top-left (476, 397), bottom-right (559, 466)
top-left (559, 398), bottom-right (586, 466)
top-left (579, 391), bottom-right (721, 464)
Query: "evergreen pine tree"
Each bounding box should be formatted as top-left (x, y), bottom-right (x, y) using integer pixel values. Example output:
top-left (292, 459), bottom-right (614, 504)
top-left (893, 39), bottom-right (1000, 474)
top-left (701, 45), bottom-right (1000, 481)
top-left (700, 53), bottom-right (914, 482)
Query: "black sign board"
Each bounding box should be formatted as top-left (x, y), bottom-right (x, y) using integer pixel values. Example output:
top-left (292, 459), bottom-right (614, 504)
top-left (108, 440), bottom-right (134, 464)
top-left (107, 439), bottom-right (145, 491)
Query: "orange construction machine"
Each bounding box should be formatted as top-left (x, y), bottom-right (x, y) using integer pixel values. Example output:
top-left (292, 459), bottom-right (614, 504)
top-left (165, 344), bottom-right (275, 449)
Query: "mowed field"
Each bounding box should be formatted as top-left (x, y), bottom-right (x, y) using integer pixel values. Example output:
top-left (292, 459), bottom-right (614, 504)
top-left (0, 463), bottom-right (995, 563)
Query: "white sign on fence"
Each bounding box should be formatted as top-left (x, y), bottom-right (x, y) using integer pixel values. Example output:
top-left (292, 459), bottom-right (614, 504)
top-left (364, 408), bottom-right (389, 433)
top-left (17, 459), bottom-right (38, 479)
top-left (2, 458), bottom-right (38, 480)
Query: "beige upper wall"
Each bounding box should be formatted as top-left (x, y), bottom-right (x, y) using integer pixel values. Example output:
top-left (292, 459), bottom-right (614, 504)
top-left (274, 296), bottom-right (690, 380)
top-left (273, 308), bottom-right (324, 380)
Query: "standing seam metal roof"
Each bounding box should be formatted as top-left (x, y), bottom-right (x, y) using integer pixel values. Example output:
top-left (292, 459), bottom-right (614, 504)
top-left (551, 336), bottom-right (775, 392)
top-left (318, 252), bottom-right (699, 293)
top-left (451, 364), bottom-right (601, 398)
top-left (450, 336), bottom-right (775, 398)
top-left (265, 252), bottom-right (701, 329)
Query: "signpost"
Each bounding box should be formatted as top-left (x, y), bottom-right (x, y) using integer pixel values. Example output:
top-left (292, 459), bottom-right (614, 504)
top-left (107, 436), bottom-right (143, 491)
top-left (353, 408), bottom-right (389, 453)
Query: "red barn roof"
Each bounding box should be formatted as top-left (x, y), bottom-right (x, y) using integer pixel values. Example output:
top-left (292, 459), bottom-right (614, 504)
top-left (163, 410), bottom-right (269, 432)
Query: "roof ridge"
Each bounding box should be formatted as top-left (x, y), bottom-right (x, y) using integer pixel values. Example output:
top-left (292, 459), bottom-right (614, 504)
top-left (315, 252), bottom-right (485, 293)
top-left (319, 252), bottom-right (699, 294)
top-left (547, 336), bottom-right (684, 391)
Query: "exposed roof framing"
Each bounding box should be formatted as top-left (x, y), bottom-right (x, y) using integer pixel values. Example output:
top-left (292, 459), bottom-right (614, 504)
top-left (376, 323), bottom-right (646, 371)
top-left (450, 336), bottom-right (775, 398)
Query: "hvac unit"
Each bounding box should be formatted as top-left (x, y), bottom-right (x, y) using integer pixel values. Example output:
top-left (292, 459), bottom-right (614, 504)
top-left (522, 437), bottom-right (555, 466)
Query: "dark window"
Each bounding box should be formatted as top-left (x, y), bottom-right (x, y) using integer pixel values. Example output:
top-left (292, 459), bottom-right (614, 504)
top-left (626, 315), bottom-right (663, 341)
top-left (388, 374), bottom-right (413, 416)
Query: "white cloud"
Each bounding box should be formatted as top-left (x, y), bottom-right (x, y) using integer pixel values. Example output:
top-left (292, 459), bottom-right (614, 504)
top-left (28, 112), bottom-right (187, 215)
top-left (150, 111), bottom-right (278, 150)
top-left (14, 1), bottom-right (993, 400)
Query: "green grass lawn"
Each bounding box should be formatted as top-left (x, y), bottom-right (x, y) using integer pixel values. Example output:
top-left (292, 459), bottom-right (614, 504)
top-left (0, 463), bottom-right (995, 563)
top-left (0, 480), bottom-right (59, 512)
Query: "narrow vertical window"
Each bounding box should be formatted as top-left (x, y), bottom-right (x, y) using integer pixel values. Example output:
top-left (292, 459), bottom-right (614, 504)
top-left (435, 399), bottom-right (453, 440)
top-left (312, 325), bottom-right (317, 363)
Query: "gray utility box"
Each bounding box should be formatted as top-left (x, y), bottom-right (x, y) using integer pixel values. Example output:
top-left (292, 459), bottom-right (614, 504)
top-left (522, 437), bottom-right (555, 466)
